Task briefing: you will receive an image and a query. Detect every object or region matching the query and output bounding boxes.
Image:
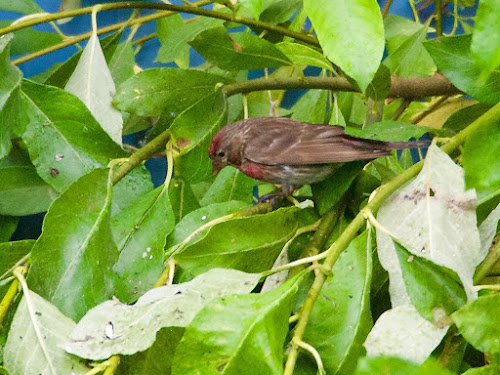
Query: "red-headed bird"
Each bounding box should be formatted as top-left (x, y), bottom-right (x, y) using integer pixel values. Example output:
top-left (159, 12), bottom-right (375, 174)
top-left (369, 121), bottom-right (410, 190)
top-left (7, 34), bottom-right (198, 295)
top-left (209, 117), bottom-right (429, 196)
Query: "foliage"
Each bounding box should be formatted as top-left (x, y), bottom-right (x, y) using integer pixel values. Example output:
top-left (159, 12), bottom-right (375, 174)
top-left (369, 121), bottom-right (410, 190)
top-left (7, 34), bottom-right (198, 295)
top-left (0, 1), bottom-right (499, 374)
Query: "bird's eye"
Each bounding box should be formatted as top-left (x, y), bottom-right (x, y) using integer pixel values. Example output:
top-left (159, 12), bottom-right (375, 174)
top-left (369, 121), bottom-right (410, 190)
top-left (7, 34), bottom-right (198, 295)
top-left (218, 151), bottom-right (225, 157)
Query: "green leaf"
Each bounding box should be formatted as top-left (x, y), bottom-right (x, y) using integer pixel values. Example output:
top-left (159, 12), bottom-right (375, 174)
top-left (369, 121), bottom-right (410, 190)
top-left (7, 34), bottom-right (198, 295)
top-left (355, 356), bottom-right (455, 375)
top-left (108, 41), bottom-right (135, 85)
top-left (174, 207), bottom-right (299, 276)
top-left (393, 240), bottom-right (467, 322)
top-left (199, 166), bottom-right (255, 206)
top-left (0, 34), bottom-right (23, 159)
top-left (29, 169), bottom-right (119, 321)
top-left (65, 268), bottom-right (261, 360)
top-left (189, 28), bottom-right (291, 71)
top-left (424, 35), bottom-right (500, 105)
top-left (303, 231), bottom-right (372, 374)
top-left (463, 365), bottom-right (500, 375)
top-left (471, 0), bottom-right (500, 75)
top-left (462, 118), bottom-right (500, 202)
top-left (259, 0), bottom-right (302, 23)
top-left (0, 216), bottom-right (18, 242)
top-left (4, 290), bottom-right (88, 375)
top-left (0, 0), bottom-right (42, 14)
top-left (239, 0), bottom-right (263, 19)
top-left (311, 161), bottom-right (365, 215)
top-left (303, 0), bottom-right (384, 91)
top-left (442, 103), bottom-right (491, 133)
top-left (0, 240), bottom-right (33, 284)
top-left (65, 31), bottom-right (123, 145)
top-left (156, 16), bottom-right (224, 68)
top-left (21, 80), bottom-right (125, 192)
top-left (168, 177), bottom-right (201, 222)
top-left (275, 42), bottom-right (334, 71)
top-left (384, 26), bottom-right (436, 78)
top-left (171, 90), bottom-right (227, 183)
top-left (365, 64), bottom-right (391, 101)
top-left (114, 68), bottom-right (231, 117)
top-left (0, 87), bottom-right (26, 161)
top-left (111, 166), bottom-right (154, 217)
top-left (111, 185), bottom-right (175, 303)
top-left (452, 294), bottom-right (500, 354)
top-left (167, 201), bottom-right (250, 250)
top-left (172, 272), bottom-right (306, 375)
top-left (384, 14), bottom-right (427, 39)
top-left (118, 327), bottom-right (184, 375)
top-left (0, 21), bottom-right (62, 56)
top-left (43, 31), bottom-right (122, 88)
top-left (290, 89), bottom-right (328, 123)
top-left (0, 164), bottom-right (58, 215)
top-left (345, 120), bottom-right (432, 141)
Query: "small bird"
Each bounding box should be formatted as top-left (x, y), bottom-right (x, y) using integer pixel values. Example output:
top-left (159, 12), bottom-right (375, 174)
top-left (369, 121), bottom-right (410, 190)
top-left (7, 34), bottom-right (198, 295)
top-left (209, 117), bottom-right (429, 197)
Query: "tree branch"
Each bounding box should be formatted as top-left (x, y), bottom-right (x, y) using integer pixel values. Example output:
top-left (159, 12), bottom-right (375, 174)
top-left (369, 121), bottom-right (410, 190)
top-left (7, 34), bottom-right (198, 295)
top-left (0, 1), bottom-right (318, 47)
top-left (223, 74), bottom-right (462, 99)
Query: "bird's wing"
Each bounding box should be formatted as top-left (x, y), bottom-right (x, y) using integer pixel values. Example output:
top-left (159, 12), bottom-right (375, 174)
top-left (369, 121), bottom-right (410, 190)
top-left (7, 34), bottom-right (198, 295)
top-left (242, 118), bottom-right (393, 165)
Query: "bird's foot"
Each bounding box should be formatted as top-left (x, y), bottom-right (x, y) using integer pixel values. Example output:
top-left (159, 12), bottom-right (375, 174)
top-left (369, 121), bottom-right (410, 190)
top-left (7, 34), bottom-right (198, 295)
top-left (257, 192), bottom-right (288, 209)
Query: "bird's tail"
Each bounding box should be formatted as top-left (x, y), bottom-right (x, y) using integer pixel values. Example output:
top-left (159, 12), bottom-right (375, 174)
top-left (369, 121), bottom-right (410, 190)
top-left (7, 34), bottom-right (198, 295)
top-left (385, 139), bottom-right (432, 150)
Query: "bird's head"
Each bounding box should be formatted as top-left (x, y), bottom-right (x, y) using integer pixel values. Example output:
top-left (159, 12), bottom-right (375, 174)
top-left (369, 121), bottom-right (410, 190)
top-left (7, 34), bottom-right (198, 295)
top-left (208, 131), bottom-right (229, 177)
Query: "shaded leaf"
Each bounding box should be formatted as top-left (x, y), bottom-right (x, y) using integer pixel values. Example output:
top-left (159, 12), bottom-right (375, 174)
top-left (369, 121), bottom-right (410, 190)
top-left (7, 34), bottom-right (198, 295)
top-left (118, 327), bottom-right (184, 375)
top-left (189, 28), bottom-right (291, 71)
top-left (112, 185), bottom-right (175, 303)
top-left (172, 272), bottom-right (306, 375)
top-left (65, 269), bottom-right (261, 360)
top-left (478, 202), bottom-right (500, 260)
top-left (393, 240), bottom-right (467, 322)
top-left (199, 166), bottom-right (255, 206)
top-left (171, 90), bottom-right (227, 183)
top-left (29, 169), bottom-right (118, 321)
top-left (0, 216), bottom-right (18, 242)
top-left (0, 164), bottom-right (58, 216)
top-left (4, 290), bottom-right (87, 375)
top-left (345, 120), bottom-right (432, 141)
top-left (442, 103), bottom-right (491, 133)
top-left (311, 161), bottom-right (365, 215)
top-left (0, 34), bottom-right (23, 159)
top-left (424, 35), bottom-right (500, 105)
top-left (168, 177), bottom-right (201, 222)
top-left (0, 21), bottom-right (62, 56)
top-left (452, 294), bottom-right (500, 354)
top-left (291, 89), bottom-right (328, 123)
top-left (365, 64), bottom-right (391, 101)
top-left (114, 68), bottom-right (231, 117)
top-left (0, 240), bottom-right (33, 279)
top-left (303, 0), bottom-right (384, 91)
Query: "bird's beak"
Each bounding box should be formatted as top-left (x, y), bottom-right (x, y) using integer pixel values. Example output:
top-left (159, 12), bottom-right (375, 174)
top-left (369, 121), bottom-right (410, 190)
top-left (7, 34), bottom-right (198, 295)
top-left (212, 162), bottom-right (222, 177)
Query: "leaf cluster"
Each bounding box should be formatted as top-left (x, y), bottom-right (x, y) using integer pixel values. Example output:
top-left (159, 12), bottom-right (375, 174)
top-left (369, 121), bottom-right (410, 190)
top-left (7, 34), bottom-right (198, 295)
top-left (0, 1), bottom-right (500, 375)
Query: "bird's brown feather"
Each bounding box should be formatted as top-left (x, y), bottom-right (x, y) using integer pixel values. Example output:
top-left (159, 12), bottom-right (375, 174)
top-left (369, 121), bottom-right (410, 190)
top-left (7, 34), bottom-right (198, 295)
top-left (238, 117), bottom-right (401, 165)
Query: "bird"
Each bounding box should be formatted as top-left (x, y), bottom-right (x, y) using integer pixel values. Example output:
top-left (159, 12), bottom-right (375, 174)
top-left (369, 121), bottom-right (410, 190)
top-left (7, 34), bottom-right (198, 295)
top-left (209, 117), bottom-right (429, 197)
